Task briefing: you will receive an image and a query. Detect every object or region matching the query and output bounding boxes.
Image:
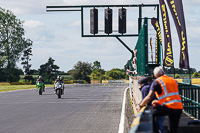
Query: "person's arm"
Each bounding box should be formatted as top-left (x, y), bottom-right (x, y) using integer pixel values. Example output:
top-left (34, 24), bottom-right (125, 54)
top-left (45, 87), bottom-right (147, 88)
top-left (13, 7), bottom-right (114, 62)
top-left (136, 90), bottom-right (155, 111)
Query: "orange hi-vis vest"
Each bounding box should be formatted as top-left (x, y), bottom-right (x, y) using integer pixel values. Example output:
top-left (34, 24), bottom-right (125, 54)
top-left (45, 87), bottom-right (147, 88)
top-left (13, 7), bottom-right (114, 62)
top-left (155, 75), bottom-right (183, 109)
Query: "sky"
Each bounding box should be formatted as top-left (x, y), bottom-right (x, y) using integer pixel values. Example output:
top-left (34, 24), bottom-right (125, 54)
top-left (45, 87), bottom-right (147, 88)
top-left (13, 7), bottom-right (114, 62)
top-left (0, 0), bottom-right (200, 72)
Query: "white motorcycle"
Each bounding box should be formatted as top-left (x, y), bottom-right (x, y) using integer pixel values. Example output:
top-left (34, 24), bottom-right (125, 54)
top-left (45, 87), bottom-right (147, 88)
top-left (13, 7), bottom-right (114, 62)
top-left (54, 82), bottom-right (64, 98)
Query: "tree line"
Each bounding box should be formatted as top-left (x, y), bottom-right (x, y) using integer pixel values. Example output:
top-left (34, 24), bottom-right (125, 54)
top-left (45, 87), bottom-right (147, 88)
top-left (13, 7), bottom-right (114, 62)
top-left (0, 7), bottom-right (128, 83)
top-left (27, 59), bottom-right (127, 83)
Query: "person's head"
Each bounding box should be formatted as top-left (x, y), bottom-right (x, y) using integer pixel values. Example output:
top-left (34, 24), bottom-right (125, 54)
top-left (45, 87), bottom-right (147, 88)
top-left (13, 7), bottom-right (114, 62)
top-left (57, 75), bottom-right (62, 80)
top-left (138, 77), bottom-right (148, 87)
top-left (153, 66), bottom-right (164, 78)
top-left (38, 76), bottom-right (43, 80)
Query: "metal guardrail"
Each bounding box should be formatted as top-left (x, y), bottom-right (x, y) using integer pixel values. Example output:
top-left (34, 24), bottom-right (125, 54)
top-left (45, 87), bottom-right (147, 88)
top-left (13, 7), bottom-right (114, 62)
top-left (64, 83), bottom-right (129, 88)
top-left (129, 106), bottom-right (153, 133)
top-left (179, 83), bottom-right (200, 119)
top-left (128, 81), bottom-right (200, 133)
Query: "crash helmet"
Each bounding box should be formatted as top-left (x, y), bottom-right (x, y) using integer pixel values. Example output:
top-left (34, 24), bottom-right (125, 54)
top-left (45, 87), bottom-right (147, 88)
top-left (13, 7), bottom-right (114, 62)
top-left (57, 75), bottom-right (62, 80)
top-left (38, 76), bottom-right (43, 80)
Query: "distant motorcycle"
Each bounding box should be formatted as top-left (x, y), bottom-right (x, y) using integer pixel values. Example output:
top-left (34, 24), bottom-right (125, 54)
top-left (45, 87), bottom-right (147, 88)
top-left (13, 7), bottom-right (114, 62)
top-left (36, 81), bottom-right (45, 95)
top-left (54, 82), bottom-right (64, 98)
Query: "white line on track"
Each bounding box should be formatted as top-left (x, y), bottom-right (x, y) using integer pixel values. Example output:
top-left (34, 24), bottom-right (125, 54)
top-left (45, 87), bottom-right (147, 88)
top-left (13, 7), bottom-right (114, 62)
top-left (118, 87), bottom-right (129, 133)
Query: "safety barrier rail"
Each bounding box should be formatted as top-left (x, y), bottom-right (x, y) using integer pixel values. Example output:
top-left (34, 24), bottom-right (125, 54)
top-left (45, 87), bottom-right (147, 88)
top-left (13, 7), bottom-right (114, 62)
top-left (179, 83), bottom-right (200, 119)
top-left (63, 83), bottom-right (129, 88)
top-left (129, 106), bottom-right (153, 133)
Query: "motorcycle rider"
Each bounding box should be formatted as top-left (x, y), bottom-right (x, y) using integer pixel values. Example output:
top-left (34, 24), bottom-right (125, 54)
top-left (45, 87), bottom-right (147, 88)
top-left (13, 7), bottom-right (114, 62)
top-left (36, 76), bottom-right (45, 91)
top-left (54, 75), bottom-right (64, 94)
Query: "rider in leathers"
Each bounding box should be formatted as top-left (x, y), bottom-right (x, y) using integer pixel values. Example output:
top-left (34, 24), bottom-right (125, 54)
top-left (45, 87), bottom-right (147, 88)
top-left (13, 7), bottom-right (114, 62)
top-left (36, 76), bottom-right (45, 91)
top-left (54, 75), bottom-right (64, 94)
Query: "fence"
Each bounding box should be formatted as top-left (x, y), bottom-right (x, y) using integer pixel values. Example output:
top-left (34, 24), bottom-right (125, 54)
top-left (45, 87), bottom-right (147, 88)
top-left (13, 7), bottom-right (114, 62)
top-left (129, 79), bottom-right (200, 133)
top-left (129, 106), bottom-right (153, 133)
top-left (179, 83), bottom-right (200, 119)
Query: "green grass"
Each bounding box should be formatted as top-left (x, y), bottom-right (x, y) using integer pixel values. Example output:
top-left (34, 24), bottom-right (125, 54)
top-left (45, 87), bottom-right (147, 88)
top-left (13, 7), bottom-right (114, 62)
top-left (0, 85), bottom-right (53, 92)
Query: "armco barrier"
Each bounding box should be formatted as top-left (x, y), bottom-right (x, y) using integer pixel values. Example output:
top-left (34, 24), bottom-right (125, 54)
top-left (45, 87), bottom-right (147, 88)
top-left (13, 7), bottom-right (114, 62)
top-left (191, 78), bottom-right (200, 84)
top-left (102, 80), bottom-right (108, 83)
top-left (64, 80), bottom-right (73, 84)
top-left (52, 80), bottom-right (85, 84)
top-left (129, 106), bottom-right (153, 133)
top-left (175, 78), bottom-right (183, 83)
top-left (102, 80), bottom-right (127, 84)
top-left (129, 77), bottom-right (153, 133)
top-left (176, 78), bottom-right (200, 84)
top-left (0, 82), bottom-right (10, 85)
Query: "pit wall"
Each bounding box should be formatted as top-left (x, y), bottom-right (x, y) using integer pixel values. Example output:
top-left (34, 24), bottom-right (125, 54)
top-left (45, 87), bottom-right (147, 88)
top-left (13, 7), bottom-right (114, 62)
top-left (129, 78), bottom-right (142, 116)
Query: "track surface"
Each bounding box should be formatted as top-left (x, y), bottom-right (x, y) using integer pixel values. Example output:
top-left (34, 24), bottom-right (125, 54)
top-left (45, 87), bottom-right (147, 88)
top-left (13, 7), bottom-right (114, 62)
top-left (0, 84), bottom-right (128, 133)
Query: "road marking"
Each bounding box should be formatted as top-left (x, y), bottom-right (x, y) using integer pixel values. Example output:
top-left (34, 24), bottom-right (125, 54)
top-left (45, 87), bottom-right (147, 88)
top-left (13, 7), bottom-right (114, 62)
top-left (118, 87), bottom-right (129, 133)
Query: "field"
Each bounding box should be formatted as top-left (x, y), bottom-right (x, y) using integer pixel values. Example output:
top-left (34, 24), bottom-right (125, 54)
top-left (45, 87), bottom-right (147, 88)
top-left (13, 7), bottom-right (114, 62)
top-left (0, 85), bottom-right (53, 92)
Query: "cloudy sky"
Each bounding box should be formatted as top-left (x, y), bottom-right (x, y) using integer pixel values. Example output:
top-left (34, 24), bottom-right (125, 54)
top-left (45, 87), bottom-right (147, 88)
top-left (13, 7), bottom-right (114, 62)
top-left (0, 0), bottom-right (200, 72)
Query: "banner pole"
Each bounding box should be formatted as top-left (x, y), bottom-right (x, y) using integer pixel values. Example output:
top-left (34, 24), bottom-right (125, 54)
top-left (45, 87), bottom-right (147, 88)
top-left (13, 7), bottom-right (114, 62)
top-left (173, 67), bottom-right (175, 78)
top-left (189, 68), bottom-right (191, 85)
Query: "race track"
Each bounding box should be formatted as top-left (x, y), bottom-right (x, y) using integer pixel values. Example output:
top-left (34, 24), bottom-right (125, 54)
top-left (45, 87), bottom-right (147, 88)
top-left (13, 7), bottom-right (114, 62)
top-left (0, 84), bottom-right (128, 133)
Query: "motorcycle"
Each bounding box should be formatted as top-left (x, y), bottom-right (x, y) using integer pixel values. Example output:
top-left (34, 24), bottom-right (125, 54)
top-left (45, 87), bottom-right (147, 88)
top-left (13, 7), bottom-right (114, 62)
top-left (54, 82), bottom-right (64, 98)
top-left (36, 81), bottom-right (44, 95)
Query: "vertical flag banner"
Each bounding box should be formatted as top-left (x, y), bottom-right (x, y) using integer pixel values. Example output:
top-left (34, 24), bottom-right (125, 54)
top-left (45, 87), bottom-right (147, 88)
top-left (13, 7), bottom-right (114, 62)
top-left (155, 36), bottom-right (158, 64)
top-left (159, 0), bottom-right (174, 67)
top-left (166, 0), bottom-right (189, 69)
top-left (151, 18), bottom-right (163, 45)
top-left (150, 37), bottom-right (153, 63)
top-left (151, 17), bottom-right (163, 65)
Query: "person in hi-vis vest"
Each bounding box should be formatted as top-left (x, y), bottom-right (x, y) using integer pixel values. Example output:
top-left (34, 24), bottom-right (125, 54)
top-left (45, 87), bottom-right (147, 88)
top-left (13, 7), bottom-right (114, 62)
top-left (136, 66), bottom-right (183, 133)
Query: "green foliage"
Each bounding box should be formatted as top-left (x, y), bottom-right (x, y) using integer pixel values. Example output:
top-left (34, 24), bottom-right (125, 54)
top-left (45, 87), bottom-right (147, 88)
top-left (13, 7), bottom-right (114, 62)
top-left (192, 72), bottom-right (199, 78)
top-left (31, 69), bottom-right (39, 75)
top-left (0, 67), bottom-right (23, 82)
top-left (175, 74), bottom-right (181, 79)
top-left (105, 68), bottom-right (126, 80)
top-left (39, 57), bottom-right (60, 81)
top-left (21, 47), bottom-right (34, 81)
top-left (92, 60), bottom-right (101, 70)
top-left (125, 74), bottom-right (129, 80)
top-left (0, 50), bottom-right (6, 68)
top-left (0, 8), bottom-right (32, 82)
top-left (68, 61), bottom-right (92, 83)
top-left (24, 75), bottom-right (34, 81)
top-left (21, 47), bottom-right (32, 74)
top-left (90, 69), bottom-right (105, 80)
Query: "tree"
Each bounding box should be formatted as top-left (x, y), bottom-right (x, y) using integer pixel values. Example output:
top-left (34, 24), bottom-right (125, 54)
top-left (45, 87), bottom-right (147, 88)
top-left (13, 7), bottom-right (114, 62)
top-left (39, 57), bottom-right (60, 82)
top-left (192, 72), bottom-right (199, 78)
top-left (93, 60), bottom-right (101, 70)
top-left (0, 50), bottom-right (6, 68)
top-left (105, 68), bottom-right (126, 80)
top-left (68, 61), bottom-right (92, 83)
top-left (0, 67), bottom-right (23, 82)
top-left (90, 69), bottom-right (105, 80)
top-left (21, 47), bottom-right (33, 81)
top-left (175, 74), bottom-right (181, 79)
top-left (0, 8), bottom-right (32, 82)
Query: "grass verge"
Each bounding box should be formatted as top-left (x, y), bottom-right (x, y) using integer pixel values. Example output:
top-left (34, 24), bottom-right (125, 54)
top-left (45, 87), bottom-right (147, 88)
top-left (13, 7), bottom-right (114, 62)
top-left (0, 85), bottom-right (53, 92)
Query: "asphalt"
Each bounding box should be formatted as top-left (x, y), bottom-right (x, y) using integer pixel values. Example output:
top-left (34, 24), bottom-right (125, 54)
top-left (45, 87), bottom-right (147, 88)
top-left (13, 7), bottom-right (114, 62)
top-left (0, 84), bottom-right (128, 133)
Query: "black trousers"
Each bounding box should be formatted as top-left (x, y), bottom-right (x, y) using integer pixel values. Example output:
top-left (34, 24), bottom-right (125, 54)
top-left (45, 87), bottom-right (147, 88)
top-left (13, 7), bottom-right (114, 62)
top-left (152, 105), bottom-right (182, 133)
